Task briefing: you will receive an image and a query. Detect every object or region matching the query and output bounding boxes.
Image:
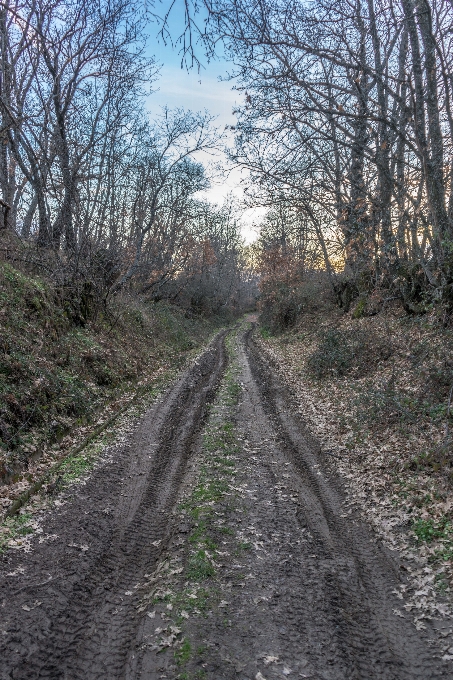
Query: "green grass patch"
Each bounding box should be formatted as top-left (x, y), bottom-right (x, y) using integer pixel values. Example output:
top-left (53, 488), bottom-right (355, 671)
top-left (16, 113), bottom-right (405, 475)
top-left (186, 550), bottom-right (216, 581)
top-left (0, 512), bottom-right (34, 554)
top-left (58, 450), bottom-right (97, 484)
top-left (153, 322), bottom-right (251, 674)
top-left (413, 517), bottom-right (452, 542)
top-left (175, 639), bottom-right (192, 665)
top-left (412, 516), bottom-right (453, 562)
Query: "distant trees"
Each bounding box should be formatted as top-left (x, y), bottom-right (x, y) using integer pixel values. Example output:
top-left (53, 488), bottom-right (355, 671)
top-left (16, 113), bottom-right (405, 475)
top-left (0, 0), bottom-right (256, 318)
top-left (142, 195), bottom-right (257, 314)
top-left (204, 0), bottom-right (453, 315)
top-left (112, 109), bottom-right (217, 292)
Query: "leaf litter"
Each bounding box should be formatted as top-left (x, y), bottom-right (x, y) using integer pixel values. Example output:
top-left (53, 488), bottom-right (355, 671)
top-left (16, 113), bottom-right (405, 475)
top-left (257, 311), bottom-right (453, 640)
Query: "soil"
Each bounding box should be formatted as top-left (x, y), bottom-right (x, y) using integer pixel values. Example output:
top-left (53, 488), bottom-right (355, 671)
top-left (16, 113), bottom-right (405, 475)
top-left (0, 323), bottom-right (452, 679)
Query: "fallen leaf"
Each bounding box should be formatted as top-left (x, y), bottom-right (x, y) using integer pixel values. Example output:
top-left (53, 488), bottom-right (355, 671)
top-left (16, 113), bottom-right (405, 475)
top-left (147, 611), bottom-right (156, 618)
top-left (392, 609), bottom-right (405, 618)
top-left (263, 655), bottom-right (279, 665)
top-left (159, 635), bottom-right (176, 648)
top-left (282, 668), bottom-right (292, 676)
top-left (21, 600), bottom-right (41, 612)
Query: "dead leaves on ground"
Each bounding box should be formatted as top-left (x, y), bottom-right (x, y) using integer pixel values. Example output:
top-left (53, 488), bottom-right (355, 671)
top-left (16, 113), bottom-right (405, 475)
top-left (258, 312), bottom-right (453, 629)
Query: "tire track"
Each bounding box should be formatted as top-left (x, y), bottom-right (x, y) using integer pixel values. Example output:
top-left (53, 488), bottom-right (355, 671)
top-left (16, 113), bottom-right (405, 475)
top-left (0, 322), bottom-right (449, 679)
top-left (120, 323), bottom-right (449, 679)
top-left (0, 331), bottom-right (228, 680)
top-left (243, 324), bottom-right (446, 678)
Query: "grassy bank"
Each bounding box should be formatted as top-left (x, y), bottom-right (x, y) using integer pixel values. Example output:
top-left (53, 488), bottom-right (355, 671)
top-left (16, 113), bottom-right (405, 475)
top-left (0, 261), bottom-right (223, 512)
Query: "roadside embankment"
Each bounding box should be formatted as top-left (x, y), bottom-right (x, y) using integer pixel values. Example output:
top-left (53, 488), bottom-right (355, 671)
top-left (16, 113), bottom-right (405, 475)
top-left (0, 261), bottom-right (223, 516)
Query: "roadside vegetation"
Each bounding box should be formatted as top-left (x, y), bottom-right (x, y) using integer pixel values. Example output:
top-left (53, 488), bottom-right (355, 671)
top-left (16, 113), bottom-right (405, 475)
top-left (0, 256), bottom-right (248, 519)
top-left (256, 273), bottom-right (453, 615)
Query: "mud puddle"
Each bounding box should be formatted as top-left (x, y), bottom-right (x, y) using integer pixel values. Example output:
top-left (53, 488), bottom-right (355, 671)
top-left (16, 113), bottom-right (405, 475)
top-left (1, 324), bottom-right (452, 679)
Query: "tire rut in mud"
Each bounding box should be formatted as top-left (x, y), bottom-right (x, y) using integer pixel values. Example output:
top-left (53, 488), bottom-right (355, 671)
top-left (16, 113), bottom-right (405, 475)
top-left (243, 325), bottom-right (446, 679)
top-left (122, 324), bottom-right (449, 679)
top-left (0, 331), bottom-right (228, 680)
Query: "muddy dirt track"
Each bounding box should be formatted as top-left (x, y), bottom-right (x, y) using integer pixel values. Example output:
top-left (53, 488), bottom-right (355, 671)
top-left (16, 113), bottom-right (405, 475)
top-left (0, 325), bottom-right (451, 679)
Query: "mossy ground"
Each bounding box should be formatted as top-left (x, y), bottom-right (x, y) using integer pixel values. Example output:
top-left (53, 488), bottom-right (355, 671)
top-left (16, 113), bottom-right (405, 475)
top-left (0, 261), bottom-right (223, 510)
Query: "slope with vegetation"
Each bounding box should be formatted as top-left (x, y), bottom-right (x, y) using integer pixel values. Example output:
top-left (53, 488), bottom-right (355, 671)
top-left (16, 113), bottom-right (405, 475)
top-left (0, 255), bottom-right (243, 515)
top-left (0, 0), bottom-right (259, 514)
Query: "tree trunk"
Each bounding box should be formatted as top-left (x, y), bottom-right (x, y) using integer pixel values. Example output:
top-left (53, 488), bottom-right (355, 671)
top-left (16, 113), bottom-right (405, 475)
top-left (21, 192), bottom-right (38, 238)
top-left (402, 0), bottom-right (450, 252)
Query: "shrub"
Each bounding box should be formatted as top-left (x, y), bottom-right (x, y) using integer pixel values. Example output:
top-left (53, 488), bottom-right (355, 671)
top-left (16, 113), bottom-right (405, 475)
top-left (306, 327), bottom-right (392, 379)
top-left (354, 383), bottom-right (417, 425)
top-left (259, 275), bottom-right (333, 333)
top-left (307, 329), bottom-right (355, 378)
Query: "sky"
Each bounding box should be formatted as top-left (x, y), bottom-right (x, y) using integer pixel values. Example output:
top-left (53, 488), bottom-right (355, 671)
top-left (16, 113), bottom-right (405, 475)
top-left (144, 7), bottom-right (265, 243)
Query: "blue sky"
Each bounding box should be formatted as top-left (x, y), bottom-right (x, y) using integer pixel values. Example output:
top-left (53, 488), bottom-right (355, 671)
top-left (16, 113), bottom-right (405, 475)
top-left (144, 5), bottom-right (265, 242)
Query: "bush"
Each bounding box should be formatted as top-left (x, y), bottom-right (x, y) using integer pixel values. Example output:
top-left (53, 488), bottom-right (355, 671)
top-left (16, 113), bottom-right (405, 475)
top-left (307, 329), bottom-right (356, 378)
top-left (259, 275), bottom-right (333, 333)
top-left (306, 327), bottom-right (392, 379)
top-left (354, 383), bottom-right (418, 426)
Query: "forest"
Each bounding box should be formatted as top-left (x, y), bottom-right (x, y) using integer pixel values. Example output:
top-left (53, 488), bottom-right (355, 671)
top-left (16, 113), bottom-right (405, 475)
top-left (0, 0), bottom-right (256, 321)
top-left (2, 0), bottom-right (453, 676)
top-left (203, 0), bottom-right (453, 325)
top-left (2, 0), bottom-right (453, 318)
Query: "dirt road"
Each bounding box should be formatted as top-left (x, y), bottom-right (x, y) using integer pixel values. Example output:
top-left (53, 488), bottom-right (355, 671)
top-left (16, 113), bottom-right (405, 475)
top-left (0, 324), bottom-right (451, 679)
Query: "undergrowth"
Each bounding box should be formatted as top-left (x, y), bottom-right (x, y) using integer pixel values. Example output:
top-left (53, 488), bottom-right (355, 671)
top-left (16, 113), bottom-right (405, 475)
top-left (259, 302), bottom-right (453, 586)
top-left (306, 327), bottom-right (392, 379)
top-left (0, 512), bottom-right (34, 554)
top-left (0, 261), bottom-right (221, 491)
top-left (413, 517), bottom-right (453, 563)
